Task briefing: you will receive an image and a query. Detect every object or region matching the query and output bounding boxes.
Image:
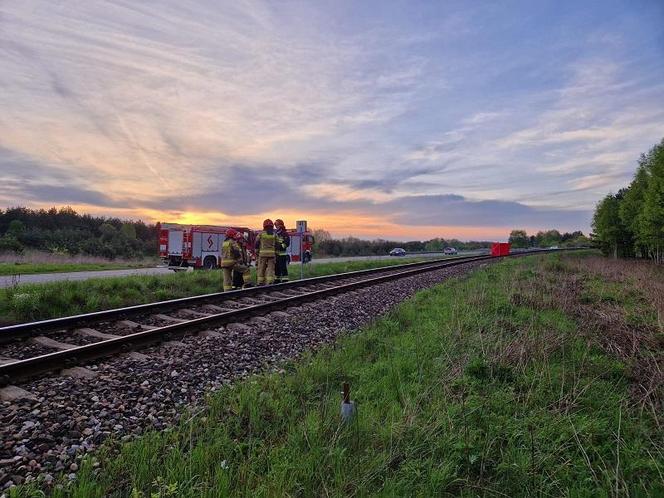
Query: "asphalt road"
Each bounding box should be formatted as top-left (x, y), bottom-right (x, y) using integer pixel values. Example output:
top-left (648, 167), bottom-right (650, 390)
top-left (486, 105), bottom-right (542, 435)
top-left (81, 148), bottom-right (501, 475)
top-left (0, 267), bottom-right (174, 288)
top-left (0, 251), bottom-right (484, 288)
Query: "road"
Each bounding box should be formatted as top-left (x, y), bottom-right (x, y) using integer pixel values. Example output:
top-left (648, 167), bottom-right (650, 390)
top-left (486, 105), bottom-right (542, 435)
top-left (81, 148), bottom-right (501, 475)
top-left (0, 251), bottom-right (484, 288)
top-left (0, 267), bottom-right (174, 288)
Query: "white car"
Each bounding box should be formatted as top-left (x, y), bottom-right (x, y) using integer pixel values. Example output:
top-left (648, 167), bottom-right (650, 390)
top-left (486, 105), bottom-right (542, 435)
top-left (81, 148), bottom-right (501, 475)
top-left (443, 247), bottom-right (457, 255)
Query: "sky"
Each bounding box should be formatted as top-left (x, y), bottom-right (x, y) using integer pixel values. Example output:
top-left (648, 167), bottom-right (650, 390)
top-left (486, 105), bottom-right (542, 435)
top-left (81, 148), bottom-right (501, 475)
top-left (1, 0), bottom-right (663, 240)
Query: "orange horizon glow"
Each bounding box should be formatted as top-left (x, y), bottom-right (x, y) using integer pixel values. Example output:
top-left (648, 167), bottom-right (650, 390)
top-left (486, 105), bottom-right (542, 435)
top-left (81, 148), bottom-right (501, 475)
top-left (19, 202), bottom-right (553, 242)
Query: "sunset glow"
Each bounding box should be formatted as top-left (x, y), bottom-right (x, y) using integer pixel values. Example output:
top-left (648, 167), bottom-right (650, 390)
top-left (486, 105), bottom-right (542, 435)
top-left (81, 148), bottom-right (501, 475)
top-left (1, 1), bottom-right (663, 240)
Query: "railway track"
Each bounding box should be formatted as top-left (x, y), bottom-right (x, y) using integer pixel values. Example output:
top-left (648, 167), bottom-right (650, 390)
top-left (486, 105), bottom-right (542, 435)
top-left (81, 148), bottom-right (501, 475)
top-left (0, 250), bottom-right (565, 386)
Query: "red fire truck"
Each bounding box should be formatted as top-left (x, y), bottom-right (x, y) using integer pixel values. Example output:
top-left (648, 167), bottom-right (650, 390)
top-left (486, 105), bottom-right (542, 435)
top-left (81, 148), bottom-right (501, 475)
top-left (159, 221), bottom-right (314, 269)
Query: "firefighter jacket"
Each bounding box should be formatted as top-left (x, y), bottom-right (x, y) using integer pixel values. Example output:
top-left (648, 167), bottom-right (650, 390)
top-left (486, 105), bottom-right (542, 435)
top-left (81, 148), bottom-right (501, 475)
top-left (255, 231), bottom-right (277, 257)
top-left (276, 229), bottom-right (290, 256)
top-left (239, 244), bottom-right (249, 265)
top-left (220, 238), bottom-right (242, 267)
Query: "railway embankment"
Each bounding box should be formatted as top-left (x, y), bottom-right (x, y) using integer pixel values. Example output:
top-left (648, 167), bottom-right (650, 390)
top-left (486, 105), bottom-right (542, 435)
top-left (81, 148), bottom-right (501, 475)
top-left (1, 258), bottom-right (488, 492)
top-left (4, 252), bottom-right (662, 496)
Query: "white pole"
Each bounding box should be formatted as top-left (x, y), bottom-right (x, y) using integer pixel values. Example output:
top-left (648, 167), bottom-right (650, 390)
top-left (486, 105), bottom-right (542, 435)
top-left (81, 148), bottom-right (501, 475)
top-left (296, 220), bottom-right (306, 280)
top-left (300, 233), bottom-right (304, 280)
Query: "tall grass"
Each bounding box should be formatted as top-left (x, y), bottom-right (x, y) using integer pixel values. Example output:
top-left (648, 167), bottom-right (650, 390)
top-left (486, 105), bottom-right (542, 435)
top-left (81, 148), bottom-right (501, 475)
top-left (0, 250), bottom-right (157, 275)
top-left (0, 258), bottom-right (428, 325)
top-left (11, 254), bottom-right (662, 497)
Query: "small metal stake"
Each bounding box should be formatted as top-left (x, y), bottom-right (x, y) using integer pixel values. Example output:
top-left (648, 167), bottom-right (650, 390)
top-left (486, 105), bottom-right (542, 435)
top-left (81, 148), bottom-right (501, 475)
top-left (340, 382), bottom-right (356, 422)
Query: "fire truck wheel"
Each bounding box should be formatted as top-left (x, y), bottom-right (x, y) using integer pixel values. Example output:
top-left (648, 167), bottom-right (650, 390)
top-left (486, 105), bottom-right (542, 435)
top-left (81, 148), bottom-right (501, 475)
top-left (203, 256), bottom-right (218, 269)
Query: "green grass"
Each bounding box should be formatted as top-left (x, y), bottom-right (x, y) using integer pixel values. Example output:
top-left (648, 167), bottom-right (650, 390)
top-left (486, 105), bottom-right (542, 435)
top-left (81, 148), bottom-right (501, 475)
top-left (0, 258), bottom-right (429, 324)
top-left (0, 261), bottom-right (155, 276)
top-left (11, 254), bottom-right (662, 497)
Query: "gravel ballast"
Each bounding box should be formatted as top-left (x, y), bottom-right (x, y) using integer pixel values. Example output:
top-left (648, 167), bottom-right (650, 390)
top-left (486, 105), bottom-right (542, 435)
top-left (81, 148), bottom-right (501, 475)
top-left (0, 261), bottom-right (488, 492)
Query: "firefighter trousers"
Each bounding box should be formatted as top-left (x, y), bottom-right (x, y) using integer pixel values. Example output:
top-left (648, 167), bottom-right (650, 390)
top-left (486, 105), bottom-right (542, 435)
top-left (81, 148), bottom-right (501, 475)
top-left (275, 254), bottom-right (290, 282)
top-left (256, 256), bottom-right (275, 285)
top-left (221, 263), bottom-right (250, 291)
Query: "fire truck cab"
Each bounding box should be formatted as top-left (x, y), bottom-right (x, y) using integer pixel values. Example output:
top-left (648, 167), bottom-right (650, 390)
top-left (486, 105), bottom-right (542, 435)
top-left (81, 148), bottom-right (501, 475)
top-left (159, 221), bottom-right (314, 269)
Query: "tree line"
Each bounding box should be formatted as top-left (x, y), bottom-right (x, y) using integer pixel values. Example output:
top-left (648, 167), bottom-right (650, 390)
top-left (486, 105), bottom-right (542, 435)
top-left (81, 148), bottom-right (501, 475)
top-left (592, 139), bottom-right (664, 261)
top-left (507, 229), bottom-right (590, 249)
top-left (0, 207), bottom-right (158, 259)
top-left (311, 229), bottom-right (492, 257)
top-left (0, 205), bottom-right (604, 262)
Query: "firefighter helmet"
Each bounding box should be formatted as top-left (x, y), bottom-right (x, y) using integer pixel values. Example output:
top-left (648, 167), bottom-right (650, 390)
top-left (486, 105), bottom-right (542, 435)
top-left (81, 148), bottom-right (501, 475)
top-left (225, 228), bottom-right (238, 239)
top-left (233, 231), bottom-right (244, 241)
top-left (275, 219), bottom-right (285, 229)
top-left (263, 219), bottom-right (274, 229)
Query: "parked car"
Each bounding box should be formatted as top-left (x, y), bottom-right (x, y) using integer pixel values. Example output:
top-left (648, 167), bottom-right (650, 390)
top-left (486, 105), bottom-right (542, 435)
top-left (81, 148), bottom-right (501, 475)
top-left (443, 247), bottom-right (458, 255)
top-left (389, 247), bottom-right (406, 256)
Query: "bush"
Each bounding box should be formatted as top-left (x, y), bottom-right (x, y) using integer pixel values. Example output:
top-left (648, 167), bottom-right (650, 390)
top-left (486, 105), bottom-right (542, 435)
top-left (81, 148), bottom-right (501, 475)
top-left (0, 235), bottom-right (24, 254)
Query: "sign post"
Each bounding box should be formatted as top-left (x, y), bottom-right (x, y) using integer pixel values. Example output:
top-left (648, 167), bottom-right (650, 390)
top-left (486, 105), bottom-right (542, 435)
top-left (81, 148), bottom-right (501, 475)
top-left (296, 220), bottom-right (307, 280)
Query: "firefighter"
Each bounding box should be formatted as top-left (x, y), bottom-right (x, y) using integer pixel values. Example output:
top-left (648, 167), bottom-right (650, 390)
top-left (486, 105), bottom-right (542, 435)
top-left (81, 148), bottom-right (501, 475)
top-left (255, 219), bottom-right (277, 285)
top-left (220, 229), bottom-right (250, 291)
top-left (232, 231), bottom-right (253, 289)
top-left (274, 218), bottom-right (290, 283)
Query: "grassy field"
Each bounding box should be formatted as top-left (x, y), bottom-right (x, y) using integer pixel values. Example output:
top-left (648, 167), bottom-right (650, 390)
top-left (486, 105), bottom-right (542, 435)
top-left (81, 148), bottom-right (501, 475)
top-left (0, 257), bottom-right (429, 324)
top-left (11, 252), bottom-right (663, 497)
top-left (0, 261), bottom-right (157, 276)
top-left (0, 251), bottom-right (157, 276)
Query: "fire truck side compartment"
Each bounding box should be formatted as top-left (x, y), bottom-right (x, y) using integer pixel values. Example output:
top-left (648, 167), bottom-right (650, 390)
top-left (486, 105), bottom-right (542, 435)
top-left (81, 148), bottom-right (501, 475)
top-left (168, 230), bottom-right (184, 256)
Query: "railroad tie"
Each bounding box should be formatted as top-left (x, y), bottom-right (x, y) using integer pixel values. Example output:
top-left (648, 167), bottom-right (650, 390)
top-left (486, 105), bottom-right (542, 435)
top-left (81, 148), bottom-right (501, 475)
top-left (254, 294), bottom-right (280, 301)
top-left (123, 351), bottom-right (150, 361)
top-left (60, 366), bottom-right (97, 379)
top-left (268, 292), bottom-right (296, 299)
top-left (178, 308), bottom-right (211, 318)
top-left (151, 314), bottom-right (188, 324)
top-left (277, 289), bottom-right (301, 296)
top-left (119, 320), bottom-right (157, 330)
top-left (0, 385), bottom-right (38, 402)
top-left (31, 336), bottom-right (76, 350)
top-left (238, 297), bottom-right (264, 305)
top-left (201, 304), bottom-right (228, 313)
top-left (75, 328), bottom-right (120, 340)
top-left (226, 322), bottom-right (252, 332)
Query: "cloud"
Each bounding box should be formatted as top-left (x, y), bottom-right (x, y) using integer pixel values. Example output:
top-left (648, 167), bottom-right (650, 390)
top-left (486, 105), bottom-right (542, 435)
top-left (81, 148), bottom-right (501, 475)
top-left (0, 148), bottom-right (120, 208)
top-left (0, 1), bottom-right (662, 238)
top-left (131, 161), bottom-right (590, 231)
top-left (462, 112), bottom-right (502, 125)
top-left (383, 194), bottom-right (592, 229)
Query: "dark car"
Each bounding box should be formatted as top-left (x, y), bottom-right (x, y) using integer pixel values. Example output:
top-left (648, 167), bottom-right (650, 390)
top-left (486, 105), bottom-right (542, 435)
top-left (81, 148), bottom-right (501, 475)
top-left (389, 247), bottom-right (406, 256)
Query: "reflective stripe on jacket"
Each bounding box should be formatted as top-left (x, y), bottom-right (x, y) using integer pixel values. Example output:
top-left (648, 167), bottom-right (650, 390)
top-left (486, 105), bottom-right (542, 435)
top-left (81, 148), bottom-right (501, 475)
top-left (220, 239), bottom-right (241, 267)
top-left (276, 230), bottom-right (290, 256)
top-left (257, 232), bottom-right (277, 257)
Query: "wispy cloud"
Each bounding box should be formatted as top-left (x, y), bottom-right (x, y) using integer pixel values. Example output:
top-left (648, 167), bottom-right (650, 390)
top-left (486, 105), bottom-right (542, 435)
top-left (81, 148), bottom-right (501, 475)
top-left (0, 0), bottom-right (662, 238)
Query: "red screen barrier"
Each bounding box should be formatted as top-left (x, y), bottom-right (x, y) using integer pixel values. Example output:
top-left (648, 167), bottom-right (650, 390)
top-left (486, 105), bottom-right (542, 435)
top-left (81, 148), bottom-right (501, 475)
top-left (490, 242), bottom-right (511, 257)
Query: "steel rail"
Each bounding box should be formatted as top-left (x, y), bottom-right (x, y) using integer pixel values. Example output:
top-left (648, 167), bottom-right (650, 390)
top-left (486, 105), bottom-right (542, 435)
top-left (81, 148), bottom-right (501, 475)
top-left (0, 252), bottom-right (488, 342)
top-left (0, 248), bottom-right (581, 384)
top-left (0, 254), bottom-right (496, 384)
